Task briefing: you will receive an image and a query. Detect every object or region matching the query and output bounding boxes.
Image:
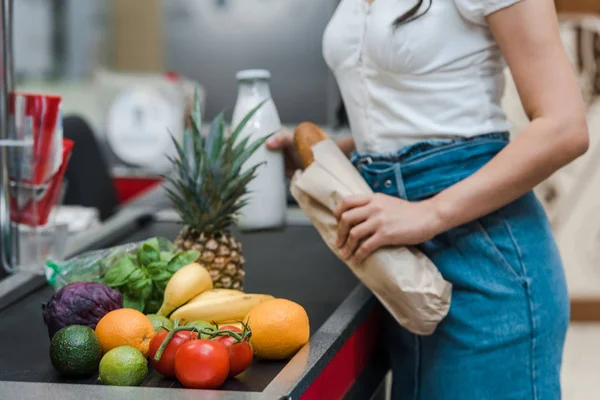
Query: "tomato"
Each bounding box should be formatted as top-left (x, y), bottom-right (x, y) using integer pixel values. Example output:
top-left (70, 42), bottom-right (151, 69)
top-left (217, 337), bottom-right (254, 377)
top-left (174, 339), bottom-right (230, 389)
top-left (220, 325), bottom-right (242, 333)
top-left (148, 329), bottom-right (198, 378)
top-left (215, 324), bottom-right (253, 377)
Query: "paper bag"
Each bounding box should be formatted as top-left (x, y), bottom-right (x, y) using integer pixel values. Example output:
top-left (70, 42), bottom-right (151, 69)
top-left (290, 140), bottom-right (452, 335)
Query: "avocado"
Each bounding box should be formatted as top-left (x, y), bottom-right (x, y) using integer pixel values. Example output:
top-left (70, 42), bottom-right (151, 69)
top-left (50, 325), bottom-right (103, 378)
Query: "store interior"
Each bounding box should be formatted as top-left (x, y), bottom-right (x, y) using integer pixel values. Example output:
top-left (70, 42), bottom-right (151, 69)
top-left (1, 1), bottom-right (600, 399)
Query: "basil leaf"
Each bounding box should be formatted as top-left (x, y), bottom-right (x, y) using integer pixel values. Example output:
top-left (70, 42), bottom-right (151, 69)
top-left (144, 238), bottom-right (160, 251)
top-left (140, 281), bottom-right (153, 301)
top-left (102, 257), bottom-right (136, 287)
top-left (127, 277), bottom-right (152, 293)
top-left (126, 268), bottom-right (146, 284)
top-left (123, 293), bottom-right (145, 312)
top-left (145, 289), bottom-right (164, 314)
top-left (156, 237), bottom-right (175, 252)
top-left (160, 252), bottom-right (175, 262)
top-left (137, 243), bottom-right (161, 267)
top-left (146, 261), bottom-right (172, 281)
top-left (155, 271), bottom-right (173, 282)
top-left (167, 250), bottom-right (200, 273)
top-left (147, 261), bottom-right (168, 272)
top-left (154, 278), bottom-right (169, 293)
top-left (150, 271), bottom-right (172, 283)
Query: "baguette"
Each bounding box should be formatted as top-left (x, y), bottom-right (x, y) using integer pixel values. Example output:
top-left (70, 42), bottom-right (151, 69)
top-left (293, 122), bottom-right (330, 169)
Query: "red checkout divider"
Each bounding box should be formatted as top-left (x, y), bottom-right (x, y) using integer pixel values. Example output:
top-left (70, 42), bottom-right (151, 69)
top-left (112, 176), bottom-right (163, 205)
top-left (301, 307), bottom-right (383, 400)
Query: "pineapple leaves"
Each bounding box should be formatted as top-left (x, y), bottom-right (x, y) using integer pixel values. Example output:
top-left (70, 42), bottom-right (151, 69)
top-left (164, 94), bottom-right (273, 233)
top-left (189, 86), bottom-right (204, 147)
top-left (229, 100), bottom-right (267, 145)
top-left (231, 133), bottom-right (273, 176)
top-left (207, 111), bottom-right (225, 164)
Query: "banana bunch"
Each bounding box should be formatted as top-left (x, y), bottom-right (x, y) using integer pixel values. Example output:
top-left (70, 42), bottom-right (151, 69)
top-left (156, 263), bottom-right (213, 317)
top-left (156, 262), bottom-right (275, 324)
top-left (170, 290), bottom-right (274, 324)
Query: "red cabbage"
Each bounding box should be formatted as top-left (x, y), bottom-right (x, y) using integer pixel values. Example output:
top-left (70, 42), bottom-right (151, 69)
top-left (42, 282), bottom-right (123, 338)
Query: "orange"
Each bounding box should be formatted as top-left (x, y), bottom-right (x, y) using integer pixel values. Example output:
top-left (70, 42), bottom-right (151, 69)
top-left (95, 308), bottom-right (155, 357)
top-left (245, 298), bottom-right (310, 360)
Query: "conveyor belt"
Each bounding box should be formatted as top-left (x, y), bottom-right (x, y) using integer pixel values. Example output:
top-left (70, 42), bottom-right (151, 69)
top-left (0, 221), bottom-right (359, 393)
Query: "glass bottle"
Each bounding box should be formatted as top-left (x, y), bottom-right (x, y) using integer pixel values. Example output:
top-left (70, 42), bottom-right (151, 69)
top-left (231, 69), bottom-right (286, 231)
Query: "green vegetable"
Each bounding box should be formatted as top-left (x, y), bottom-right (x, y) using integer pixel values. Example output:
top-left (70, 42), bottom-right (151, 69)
top-left (99, 238), bottom-right (200, 314)
top-left (102, 257), bottom-right (136, 287)
top-left (168, 251), bottom-right (201, 274)
top-left (138, 243), bottom-right (160, 267)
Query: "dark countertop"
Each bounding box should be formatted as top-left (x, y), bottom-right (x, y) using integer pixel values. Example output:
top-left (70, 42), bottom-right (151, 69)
top-left (0, 218), bottom-right (381, 399)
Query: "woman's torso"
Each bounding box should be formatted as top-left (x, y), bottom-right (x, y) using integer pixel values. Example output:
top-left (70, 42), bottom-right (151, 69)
top-left (322, 0), bottom-right (514, 153)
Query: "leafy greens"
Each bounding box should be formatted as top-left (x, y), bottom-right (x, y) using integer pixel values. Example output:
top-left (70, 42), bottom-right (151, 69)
top-left (100, 237), bottom-right (199, 314)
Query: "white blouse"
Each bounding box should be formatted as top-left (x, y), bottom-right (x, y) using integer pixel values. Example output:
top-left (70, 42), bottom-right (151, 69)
top-left (322, 0), bottom-right (522, 153)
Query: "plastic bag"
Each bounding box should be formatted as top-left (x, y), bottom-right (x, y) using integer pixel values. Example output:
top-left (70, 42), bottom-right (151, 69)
top-left (45, 237), bottom-right (175, 290)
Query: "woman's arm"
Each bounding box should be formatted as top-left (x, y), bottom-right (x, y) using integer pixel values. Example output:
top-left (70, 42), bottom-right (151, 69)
top-left (431, 0), bottom-right (588, 232)
top-left (337, 136), bottom-right (356, 158)
top-left (334, 0), bottom-right (589, 262)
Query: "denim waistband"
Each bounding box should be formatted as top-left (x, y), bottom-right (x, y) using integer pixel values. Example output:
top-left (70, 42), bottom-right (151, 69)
top-left (350, 132), bottom-right (510, 201)
top-left (351, 132), bottom-right (509, 167)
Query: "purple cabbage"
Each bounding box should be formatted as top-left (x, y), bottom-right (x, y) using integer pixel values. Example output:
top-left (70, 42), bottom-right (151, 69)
top-left (42, 282), bottom-right (123, 338)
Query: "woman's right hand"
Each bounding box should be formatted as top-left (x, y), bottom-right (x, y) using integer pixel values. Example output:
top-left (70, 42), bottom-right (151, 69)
top-left (266, 126), bottom-right (303, 178)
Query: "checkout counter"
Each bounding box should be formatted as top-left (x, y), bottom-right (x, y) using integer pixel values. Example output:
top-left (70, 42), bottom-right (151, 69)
top-left (0, 184), bottom-right (390, 400)
top-left (0, 0), bottom-right (388, 397)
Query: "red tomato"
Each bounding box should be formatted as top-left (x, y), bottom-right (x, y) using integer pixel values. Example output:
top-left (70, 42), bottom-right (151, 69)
top-left (217, 337), bottom-right (254, 377)
top-left (174, 339), bottom-right (230, 389)
top-left (148, 329), bottom-right (198, 378)
top-left (220, 325), bottom-right (243, 333)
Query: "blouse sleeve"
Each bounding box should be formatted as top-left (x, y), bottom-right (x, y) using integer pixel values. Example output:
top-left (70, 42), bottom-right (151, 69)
top-left (454, 0), bottom-right (523, 25)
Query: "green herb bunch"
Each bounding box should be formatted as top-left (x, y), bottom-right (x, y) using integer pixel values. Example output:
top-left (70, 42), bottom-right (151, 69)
top-left (100, 238), bottom-right (199, 314)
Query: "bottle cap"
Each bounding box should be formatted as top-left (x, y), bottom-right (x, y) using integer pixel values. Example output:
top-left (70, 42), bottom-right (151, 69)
top-left (236, 69), bottom-right (271, 81)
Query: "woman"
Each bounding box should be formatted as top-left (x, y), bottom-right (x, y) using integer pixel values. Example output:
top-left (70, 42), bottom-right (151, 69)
top-left (268, 0), bottom-right (588, 399)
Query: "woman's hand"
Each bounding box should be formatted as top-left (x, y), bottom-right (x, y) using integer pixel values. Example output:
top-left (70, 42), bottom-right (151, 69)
top-left (333, 193), bottom-right (442, 263)
top-left (266, 126), bottom-right (357, 177)
top-left (266, 126), bottom-right (303, 178)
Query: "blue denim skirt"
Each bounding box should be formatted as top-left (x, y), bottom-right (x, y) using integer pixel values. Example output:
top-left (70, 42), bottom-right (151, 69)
top-left (351, 133), bottom-right (569, 400)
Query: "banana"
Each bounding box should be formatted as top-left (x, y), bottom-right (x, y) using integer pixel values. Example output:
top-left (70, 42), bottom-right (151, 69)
top-left (170, 293), bottom-right (275, 324)
top-left (187, 288), bottom-right (245, 304)
top-left (157, 263), bottom-right (213, 317)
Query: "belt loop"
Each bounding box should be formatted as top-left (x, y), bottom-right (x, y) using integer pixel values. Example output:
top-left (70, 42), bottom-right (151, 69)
top-left (394, 163), bottom-right (408, 200)
top-left (357, 156), bottom-right (373, 166)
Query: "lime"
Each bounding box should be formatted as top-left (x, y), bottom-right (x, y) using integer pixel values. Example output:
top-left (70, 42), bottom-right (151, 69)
top-left (185, 320), bottom-right (217, 338)
top-left (146, 314), bottom-right (173, 333)
top-left (99, 345), bottom-right (148, 386)
top-left (50, 325), bottom-right (103, 378)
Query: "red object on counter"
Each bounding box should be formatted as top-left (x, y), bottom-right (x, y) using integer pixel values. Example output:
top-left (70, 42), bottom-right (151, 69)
top-left (9, 139), bottom-right (74, 227)
top-left (300, 308), bottom-right (382, 400)
top-left (112, 176), bottom-right (163, 204)
top-left (164, 71), bottom-right (181, 81)
top-left (174, 340), bottom-right (231, 389)
top-left (148, 330), bottom-right (199, 378)
top-left (9, 93), bottom-right (63, 185)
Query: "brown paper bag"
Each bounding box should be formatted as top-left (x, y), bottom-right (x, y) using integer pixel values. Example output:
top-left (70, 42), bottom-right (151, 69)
top-left (290, 140), bottom-right (452, 335)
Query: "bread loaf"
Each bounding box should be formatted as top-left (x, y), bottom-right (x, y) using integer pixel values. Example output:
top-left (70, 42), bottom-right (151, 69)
top-left (293, 122), bottom-right (330, 169)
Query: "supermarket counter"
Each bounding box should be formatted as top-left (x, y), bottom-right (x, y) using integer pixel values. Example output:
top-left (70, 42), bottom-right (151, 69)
top-left (0, 202), bottom-right (389, 399)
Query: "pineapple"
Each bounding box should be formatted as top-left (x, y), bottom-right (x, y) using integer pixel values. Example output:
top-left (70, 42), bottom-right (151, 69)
top-left (165, 88), bottom-right (271, 290)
